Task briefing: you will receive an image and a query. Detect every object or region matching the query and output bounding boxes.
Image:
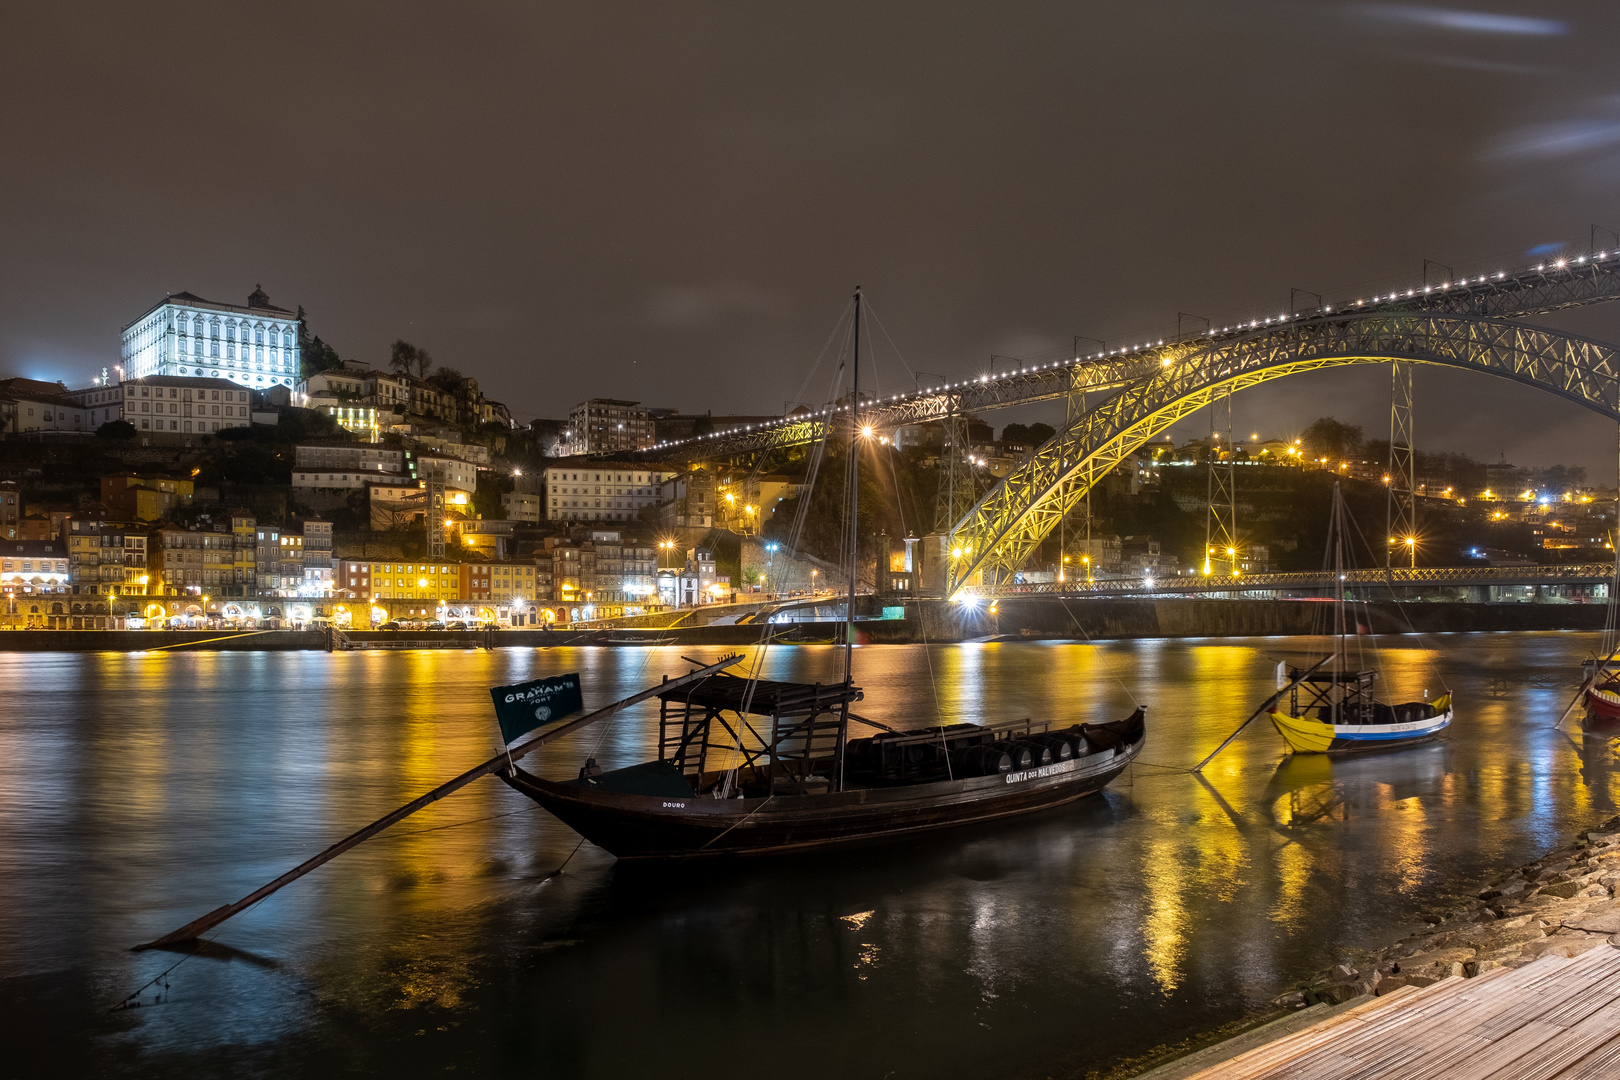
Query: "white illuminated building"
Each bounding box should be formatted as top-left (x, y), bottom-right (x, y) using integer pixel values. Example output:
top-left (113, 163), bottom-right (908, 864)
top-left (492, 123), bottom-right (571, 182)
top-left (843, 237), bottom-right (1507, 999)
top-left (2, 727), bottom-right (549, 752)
top-left (121, 285), bottom-right (300, 391)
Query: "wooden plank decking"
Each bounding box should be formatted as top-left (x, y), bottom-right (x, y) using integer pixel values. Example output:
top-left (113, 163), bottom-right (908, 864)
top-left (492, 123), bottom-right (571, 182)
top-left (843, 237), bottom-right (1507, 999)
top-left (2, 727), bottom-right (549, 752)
top-left (1155, 944), bottom-right (1620, 1079)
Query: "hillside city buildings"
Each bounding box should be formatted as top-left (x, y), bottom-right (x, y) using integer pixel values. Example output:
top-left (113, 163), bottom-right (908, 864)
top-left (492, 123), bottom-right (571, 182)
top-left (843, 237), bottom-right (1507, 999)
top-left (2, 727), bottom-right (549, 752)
top-left (27, 281), bottom-right (1582, 633)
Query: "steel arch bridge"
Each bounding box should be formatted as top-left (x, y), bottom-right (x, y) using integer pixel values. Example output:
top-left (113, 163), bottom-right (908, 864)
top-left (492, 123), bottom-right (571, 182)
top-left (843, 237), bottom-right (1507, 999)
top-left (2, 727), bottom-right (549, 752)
top-left (638, 251), bottom-right (1620, 461)
top-left (945, 312), bottom-right (1620, 595)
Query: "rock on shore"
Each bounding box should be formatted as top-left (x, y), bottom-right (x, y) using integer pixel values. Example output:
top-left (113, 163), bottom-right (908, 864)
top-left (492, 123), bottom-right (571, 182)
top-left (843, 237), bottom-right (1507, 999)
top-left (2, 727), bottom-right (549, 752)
top-left (1273, 814), bottom-right (1620, 1010)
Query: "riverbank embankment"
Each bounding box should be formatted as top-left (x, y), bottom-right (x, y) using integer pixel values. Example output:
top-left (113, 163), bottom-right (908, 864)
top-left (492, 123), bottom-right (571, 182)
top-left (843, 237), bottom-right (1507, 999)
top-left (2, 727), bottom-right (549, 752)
top-left (0, 599), bottom-right (1606, 650)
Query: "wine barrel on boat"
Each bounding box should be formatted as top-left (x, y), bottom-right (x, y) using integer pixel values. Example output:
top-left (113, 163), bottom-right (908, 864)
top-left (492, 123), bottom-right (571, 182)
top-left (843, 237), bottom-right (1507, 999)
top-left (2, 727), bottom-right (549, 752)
top-left (1023, 733), bottom-right (1073, 762)
top-left (954, 744), bottom-right (1014, 776)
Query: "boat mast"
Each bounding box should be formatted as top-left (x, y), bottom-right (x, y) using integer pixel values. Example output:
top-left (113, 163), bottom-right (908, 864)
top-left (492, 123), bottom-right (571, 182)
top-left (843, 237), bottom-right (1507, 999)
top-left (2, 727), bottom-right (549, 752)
top-left (845, 287), bottom-right (861, 686)
top-left (1605, 421), bottom-right (1620, 662)
top-left (1333, 482), bottom-right (1347, 725)
top-left (835, 287), bottom-right (861, 792)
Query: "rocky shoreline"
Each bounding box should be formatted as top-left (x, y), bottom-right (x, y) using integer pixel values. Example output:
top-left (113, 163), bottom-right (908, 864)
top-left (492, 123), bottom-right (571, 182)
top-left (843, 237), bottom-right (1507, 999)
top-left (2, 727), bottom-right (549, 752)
top-left (1273, 813), bottom-right (1620, 1010)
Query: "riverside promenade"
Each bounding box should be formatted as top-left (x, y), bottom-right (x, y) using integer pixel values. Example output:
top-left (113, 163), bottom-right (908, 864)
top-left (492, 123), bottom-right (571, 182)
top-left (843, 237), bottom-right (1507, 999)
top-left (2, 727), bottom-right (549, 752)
top-left (1138, 819), bottom-right (1620, 1079)
top-left (1141, 948), bottom-right (1620, 1079)
top-left (0, 599), bottom-right (1609, 650)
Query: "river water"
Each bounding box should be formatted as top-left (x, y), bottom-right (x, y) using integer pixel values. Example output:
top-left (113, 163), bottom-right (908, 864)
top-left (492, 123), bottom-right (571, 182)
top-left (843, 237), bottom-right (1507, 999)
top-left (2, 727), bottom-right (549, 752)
top-left (1, 633), bottom-right (1615, 1078)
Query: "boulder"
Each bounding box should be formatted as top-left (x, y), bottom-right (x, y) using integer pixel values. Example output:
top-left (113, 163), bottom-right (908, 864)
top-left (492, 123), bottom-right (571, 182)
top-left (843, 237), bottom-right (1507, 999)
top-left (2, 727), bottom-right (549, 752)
top-left (1392, 947), bottom-right (1476, 977)
top-left (1564, 906), bottom-right (1620, 934)
top-left (1519, 933), bottom-right (1608, 961)
top-left (1467, 924), bottom-right (1546, 954)
top-left (1317, 976), bottom-right (1375, 1005)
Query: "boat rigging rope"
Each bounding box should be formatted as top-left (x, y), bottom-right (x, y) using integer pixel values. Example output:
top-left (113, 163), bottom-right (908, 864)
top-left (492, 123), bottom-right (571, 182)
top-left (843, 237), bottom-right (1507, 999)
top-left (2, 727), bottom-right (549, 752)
top-left (874, 431), bottom-right (953, 778)
top-left (1049, 591), bottom-right (1145, 709)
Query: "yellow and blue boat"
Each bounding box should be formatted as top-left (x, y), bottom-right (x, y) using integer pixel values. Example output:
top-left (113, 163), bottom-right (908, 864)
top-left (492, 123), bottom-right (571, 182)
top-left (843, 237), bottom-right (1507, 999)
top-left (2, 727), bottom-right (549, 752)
top-left (1268, 665), bottom-right (1451, 755)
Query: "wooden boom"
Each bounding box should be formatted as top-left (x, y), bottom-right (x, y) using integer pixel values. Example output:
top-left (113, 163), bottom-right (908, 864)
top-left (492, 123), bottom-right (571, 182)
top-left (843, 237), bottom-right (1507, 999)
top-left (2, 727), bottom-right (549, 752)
top-left (1191, 655), bottom-right (1332, 773)
top-left (135, 654), bottom-right (745, 950)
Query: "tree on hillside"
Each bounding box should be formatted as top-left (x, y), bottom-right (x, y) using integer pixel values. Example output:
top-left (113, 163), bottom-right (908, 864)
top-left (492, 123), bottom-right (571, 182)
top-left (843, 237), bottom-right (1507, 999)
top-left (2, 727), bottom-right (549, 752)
top-left (389, 340), bottom-right (434, 379)
top-left (1299, 417), bottom-right (1364, 462)
top-left (1000, 422), bottom-right (1056, 447)
top-left (301, 335), bottom-right (344, 378)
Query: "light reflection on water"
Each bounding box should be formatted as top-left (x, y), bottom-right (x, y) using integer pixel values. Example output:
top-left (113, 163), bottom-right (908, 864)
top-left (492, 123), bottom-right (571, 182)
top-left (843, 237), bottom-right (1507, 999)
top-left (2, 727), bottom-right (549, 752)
top-left (0, 633), bottom-right (1615, 1077)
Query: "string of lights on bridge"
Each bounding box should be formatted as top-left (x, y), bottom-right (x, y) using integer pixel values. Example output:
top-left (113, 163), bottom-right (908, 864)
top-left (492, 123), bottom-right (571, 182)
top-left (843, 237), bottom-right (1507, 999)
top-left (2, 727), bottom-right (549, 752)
top-left (641, 247), bottom-right (1620, 455)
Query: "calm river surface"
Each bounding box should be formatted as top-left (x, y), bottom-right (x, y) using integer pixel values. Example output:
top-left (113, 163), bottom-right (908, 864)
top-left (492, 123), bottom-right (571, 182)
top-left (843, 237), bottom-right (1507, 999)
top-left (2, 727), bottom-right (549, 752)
top-left (2, 634), bottom-right (1616, 1078)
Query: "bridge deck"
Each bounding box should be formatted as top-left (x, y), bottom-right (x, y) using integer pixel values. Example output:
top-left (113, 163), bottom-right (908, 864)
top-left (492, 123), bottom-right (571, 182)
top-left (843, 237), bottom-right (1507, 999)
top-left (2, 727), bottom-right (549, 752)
top-left (963, 563), bottom-right (1613, 599)
top-left (1151, 946), bottom-right (1620, 1080)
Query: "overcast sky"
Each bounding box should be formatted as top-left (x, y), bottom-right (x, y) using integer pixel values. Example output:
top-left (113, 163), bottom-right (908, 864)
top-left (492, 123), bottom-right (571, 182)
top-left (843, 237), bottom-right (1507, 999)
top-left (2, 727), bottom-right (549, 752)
top-left (4, 2), bottom-right (1620, 473)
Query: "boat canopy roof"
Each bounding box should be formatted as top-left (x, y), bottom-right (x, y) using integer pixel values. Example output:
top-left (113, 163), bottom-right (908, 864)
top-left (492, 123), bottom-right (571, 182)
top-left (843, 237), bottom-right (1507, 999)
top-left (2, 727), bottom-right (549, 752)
top-left (1300, 668), bottom-right (1376, 684)
top-left (657, 674), bottom-right (863, 715)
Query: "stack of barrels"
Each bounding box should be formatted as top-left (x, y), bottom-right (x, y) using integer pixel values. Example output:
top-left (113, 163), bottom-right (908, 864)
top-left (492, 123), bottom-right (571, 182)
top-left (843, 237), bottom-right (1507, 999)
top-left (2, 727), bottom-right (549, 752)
top-left (847, 721), bottom-right (1120, 781)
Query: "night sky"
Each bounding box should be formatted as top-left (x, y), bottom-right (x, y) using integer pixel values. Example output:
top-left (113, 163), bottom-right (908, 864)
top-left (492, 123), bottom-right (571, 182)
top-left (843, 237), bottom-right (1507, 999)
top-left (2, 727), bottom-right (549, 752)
top-left (4, 3), bottom-right (1620, 474)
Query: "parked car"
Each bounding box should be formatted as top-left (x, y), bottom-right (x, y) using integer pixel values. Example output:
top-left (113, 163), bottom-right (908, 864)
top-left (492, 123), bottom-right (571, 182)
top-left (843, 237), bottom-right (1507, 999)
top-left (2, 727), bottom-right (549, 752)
top-left (379, 620), bottom-right (402, 630)
top-left (446, 620), bottom-right (468, 631)
top-left (424, 620), bottom-right (446, 631)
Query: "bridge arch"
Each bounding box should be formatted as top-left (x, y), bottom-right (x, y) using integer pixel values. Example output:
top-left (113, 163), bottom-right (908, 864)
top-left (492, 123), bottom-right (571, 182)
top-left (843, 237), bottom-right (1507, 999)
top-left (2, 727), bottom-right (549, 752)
top-left (946, 312), bottom-right (1620, 594)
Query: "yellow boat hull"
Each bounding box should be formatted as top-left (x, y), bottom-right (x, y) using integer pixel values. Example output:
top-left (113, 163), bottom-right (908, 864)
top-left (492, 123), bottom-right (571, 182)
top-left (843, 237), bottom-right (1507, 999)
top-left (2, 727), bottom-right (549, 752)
top-left (1270, 695), bottom-right (1451, 755)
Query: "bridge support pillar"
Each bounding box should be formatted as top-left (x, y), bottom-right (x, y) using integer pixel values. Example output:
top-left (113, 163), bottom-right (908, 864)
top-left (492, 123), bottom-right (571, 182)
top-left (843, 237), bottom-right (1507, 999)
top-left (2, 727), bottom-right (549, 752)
top-left (1387, 362), bottom-right (1416, 568)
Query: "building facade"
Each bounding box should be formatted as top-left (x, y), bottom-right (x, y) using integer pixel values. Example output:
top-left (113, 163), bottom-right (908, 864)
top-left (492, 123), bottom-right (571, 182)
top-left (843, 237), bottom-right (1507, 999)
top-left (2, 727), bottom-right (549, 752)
top-left (543, 460), bottom-right (673, 522)
top-left (0, 540), bottom-right (70, 628)
top-left (70, 377), bottom-right (255, 436)
top-left (289, 518), bottom-right (333, 596)
top-left (120, 287), bottom-right (300, 391)
top-left (0, 481), bottom-right (17, 539)
top-left (502, 491), bottom-right (540, 522)
top-left (659, 468), bottom-right (717, 528)
top-left (416, 455), bottom-right (477, 493)
top-left (565, 399), bottom-right (654, 454)
top-left (293, 443), bottom-right (404, 474)
top-left (0, 378), bottom-right (89, 435)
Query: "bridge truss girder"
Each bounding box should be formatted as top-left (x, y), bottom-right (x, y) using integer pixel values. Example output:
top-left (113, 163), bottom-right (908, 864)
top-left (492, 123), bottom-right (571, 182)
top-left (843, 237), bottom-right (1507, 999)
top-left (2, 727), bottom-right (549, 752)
top-left (644, 255), bottom-right (1620, 462)
top-left (945, 313), bottom-right (1620, 595)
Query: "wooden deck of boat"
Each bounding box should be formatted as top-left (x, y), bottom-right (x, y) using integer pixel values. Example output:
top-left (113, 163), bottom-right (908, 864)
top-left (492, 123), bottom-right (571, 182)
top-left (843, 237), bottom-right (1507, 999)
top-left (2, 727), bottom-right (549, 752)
top-left (1139, 944), bottom-right (1620, 1079)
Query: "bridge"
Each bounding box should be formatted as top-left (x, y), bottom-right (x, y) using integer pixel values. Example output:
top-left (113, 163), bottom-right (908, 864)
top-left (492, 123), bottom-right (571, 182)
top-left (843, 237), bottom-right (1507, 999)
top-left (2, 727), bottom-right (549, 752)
top-left (641, 241), bottom-right (1620, 597)
top-left (645, 248), bottom-right (1620, 460)
top-left (955, 562), bottom-right (1615, 600)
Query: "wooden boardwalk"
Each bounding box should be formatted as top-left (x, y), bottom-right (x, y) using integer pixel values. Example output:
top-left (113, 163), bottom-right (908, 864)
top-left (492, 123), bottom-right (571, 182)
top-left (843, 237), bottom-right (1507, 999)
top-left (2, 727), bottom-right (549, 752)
top-left (1154, 944), bottom-right (1620, 1079)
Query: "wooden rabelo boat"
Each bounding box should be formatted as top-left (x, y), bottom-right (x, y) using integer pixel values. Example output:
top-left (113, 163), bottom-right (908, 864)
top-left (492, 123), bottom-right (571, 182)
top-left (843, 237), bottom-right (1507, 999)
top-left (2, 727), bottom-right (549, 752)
top-left (500, 673), bottom-right (1145, 859)
top-left (1269, 666), bottom-right (1451, 755)
top-left (500, 288), bottom-right (1147, 859)
top-left (1266, 481), bottom-right (1453, 755)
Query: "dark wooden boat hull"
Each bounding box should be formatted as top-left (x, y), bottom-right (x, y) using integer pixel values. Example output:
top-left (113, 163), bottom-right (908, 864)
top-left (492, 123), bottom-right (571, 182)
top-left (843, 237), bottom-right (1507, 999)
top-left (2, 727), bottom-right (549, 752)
top-left (500, 738), bottom-right (1141, 860)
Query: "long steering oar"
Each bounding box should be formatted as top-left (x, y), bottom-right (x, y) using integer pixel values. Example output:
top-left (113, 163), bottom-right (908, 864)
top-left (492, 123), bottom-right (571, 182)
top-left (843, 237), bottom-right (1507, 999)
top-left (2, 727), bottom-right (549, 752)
top-left (135, 654), bottom-right (744, 951)
top-left (1192, 656), bottom-right (1332, 773)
